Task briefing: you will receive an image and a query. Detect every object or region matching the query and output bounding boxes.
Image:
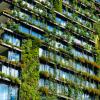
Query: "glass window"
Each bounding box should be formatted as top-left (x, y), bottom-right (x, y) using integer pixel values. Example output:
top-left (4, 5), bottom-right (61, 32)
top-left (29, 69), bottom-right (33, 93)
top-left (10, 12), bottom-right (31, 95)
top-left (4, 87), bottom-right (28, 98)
top-left (77, 51), bottom-right (83, 57)
top-left (39, 79), bottom-right (44, 86)
top-left (83, 53), bottom-right (88, 60)
top-left (39, 48), bottom-right (43, 57)
top-left (19, 25), bottom-right (30, 34)
top-left (47, 25), bottom-right (54, 32)
top-left (2, 65), bottom-right (19, 78)
top-left (46, 51), bottom-right (49, 57)
top-left (49, 67), bottom-right (54, 75)
top-left (76, 63), bottom-right (81, 70)
top-left (63, 71), bottom-right (66, 79)
top-left (10, 68), bottom-right (19, 78)
top-left (84, 94), bottom-right (90, 100)
top-left (8, 51), bottom-right (20, 62)
top-left (50, 52), bottom-right (54, 59)
top-left (19, 12), bottom-right (29, 21)
top-left (76, 77), bottom-right (81, 84)
top-left (77, 92), bottom-right (82, 100)
top-left (31, 31), bottom-right (40, 38)
top-left (0, 84), bottom-right (18, 100)
top-left (72, 62), bottom-right (76, 69)
top-left (62, 57), bottom-right (65, 64)
top-left (74, 38), bottom-right (81, 45)
top-left (89, 56), bottom-right (94, 62)
top-left (13, 37), bottom-right (20, 47)
top-left (67, 11), bottom-right (72, 17)
top-left (63, 8), bottom-right (66, 14)
top-left (3, 33), bottom-right (11, 43)
top-left (57, 84), bottom-right (62, 94)
top-left (70, 74), bottom-right (75, 81)
top-left (65, 86), bottom-right (68, 93)
top-left (56, 29), bottom-right (63, 36)
top-left (65, 72), bottom-right (69, 79)
top-left (61, 85), bottom-right (65, 94)
top-left (82, 66), bottom-right (87, 73)
top-left (3, 34), bottom-right (21, 47)
top-left (56, 55), bottom-right (61, 62)
top-left (10, 86), bottom-right (18, 100)
top-left (60, 70), bottom-right (66, 79)
top-left (56, 69), bottom-right (60, 79)
top-left (71, 49), bottom-right (75, 56)
top-left (2, 65), bottom-right (9, 75)
top-left (56, 17), bottom-right (66, 27)
top-left (91, 83), bottom-right (96, 88)
top-left (44, 80), bottom-right (49, 88)
top-left (26, 1), bottom-right (34, 9)
top-left (42, 50), bottom-right (46, 56)
top-left (82, 41), bottom-right (87, 46)
top-left (39, 64), bottom-right (44, 71)
top-left (96, 0), bottom-right (100, 2)
top-left (0, 84), bottom-right (8, 100)
top-left (32, 19), bottom-right (39, 25)
top-left (86, 81), bottom-right (89, 87)
top-left (56, 17), bottom-right (61, 24)
top-left (45, 65), bottom-right (49, 72)
top-left (78, 17), bottom-right (83, 23)
top-left (49, 81), bottom-right (54, 90)
top-left (89, 68), bottom-right (95, 75)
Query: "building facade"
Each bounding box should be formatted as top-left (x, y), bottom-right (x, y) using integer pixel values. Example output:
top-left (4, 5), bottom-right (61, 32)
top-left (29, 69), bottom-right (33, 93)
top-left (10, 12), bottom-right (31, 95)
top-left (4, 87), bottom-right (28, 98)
top-left (0, 0), bottom-right (100, 100)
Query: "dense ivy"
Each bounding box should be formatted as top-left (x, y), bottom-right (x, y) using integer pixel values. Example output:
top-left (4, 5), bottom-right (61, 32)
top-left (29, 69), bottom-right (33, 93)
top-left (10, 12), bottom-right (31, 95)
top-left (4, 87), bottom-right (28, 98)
top-left (20, 39), bottom-right (40, 100)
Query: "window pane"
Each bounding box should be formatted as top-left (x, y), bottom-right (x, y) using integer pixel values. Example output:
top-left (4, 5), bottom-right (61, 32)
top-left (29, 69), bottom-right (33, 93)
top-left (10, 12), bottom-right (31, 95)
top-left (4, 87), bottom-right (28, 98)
top-left (8, 51), bottom-right (20, 61)
top-left (3, 34), bottom-right (12, 43)
top-left (0, 84), bottom-right (8, 100)
top-left (19, 25), bottom-right (30, 34)
top-left (13, 37), bottom-right (20, 47)
top-left (2, 65), bottom-right (9, 75)
top-left (10, 86), bottom-right (18, 100)
top-left (47, 25), bottom-right (53, 32)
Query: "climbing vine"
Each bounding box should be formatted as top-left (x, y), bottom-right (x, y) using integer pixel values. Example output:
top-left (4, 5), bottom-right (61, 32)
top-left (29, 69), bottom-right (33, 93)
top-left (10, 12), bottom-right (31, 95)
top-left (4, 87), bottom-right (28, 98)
top-left (20, 39), bottom-right (41, 100)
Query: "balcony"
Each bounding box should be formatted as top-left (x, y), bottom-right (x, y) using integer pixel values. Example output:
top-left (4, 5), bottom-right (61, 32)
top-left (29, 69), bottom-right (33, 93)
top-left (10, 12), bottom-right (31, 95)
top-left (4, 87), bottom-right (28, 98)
top-left (0, 44), bottom-right (24, 67)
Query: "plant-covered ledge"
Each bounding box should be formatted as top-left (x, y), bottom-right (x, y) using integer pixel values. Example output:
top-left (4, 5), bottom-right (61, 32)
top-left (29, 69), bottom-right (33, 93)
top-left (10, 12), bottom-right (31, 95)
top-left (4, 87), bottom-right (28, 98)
top-left (0, 72), bottom-right (21, 84)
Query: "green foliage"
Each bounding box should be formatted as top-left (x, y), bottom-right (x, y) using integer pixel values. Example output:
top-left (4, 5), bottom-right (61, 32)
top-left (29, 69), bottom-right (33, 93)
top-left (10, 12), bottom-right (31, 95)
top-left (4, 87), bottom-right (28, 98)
top-left (94, 22), bottom-right (100, 65)
top-left (20, 39), bottom-right (40, 100)
top-left (52, 0), bottom-right (62, 13)
top-left (94, 22), bottom-right (100, 36)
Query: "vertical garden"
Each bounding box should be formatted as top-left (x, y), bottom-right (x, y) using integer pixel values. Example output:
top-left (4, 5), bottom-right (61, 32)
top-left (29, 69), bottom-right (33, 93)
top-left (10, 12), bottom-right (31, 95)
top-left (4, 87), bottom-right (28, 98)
top-left (20, 39), bottom-right (40, 100)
